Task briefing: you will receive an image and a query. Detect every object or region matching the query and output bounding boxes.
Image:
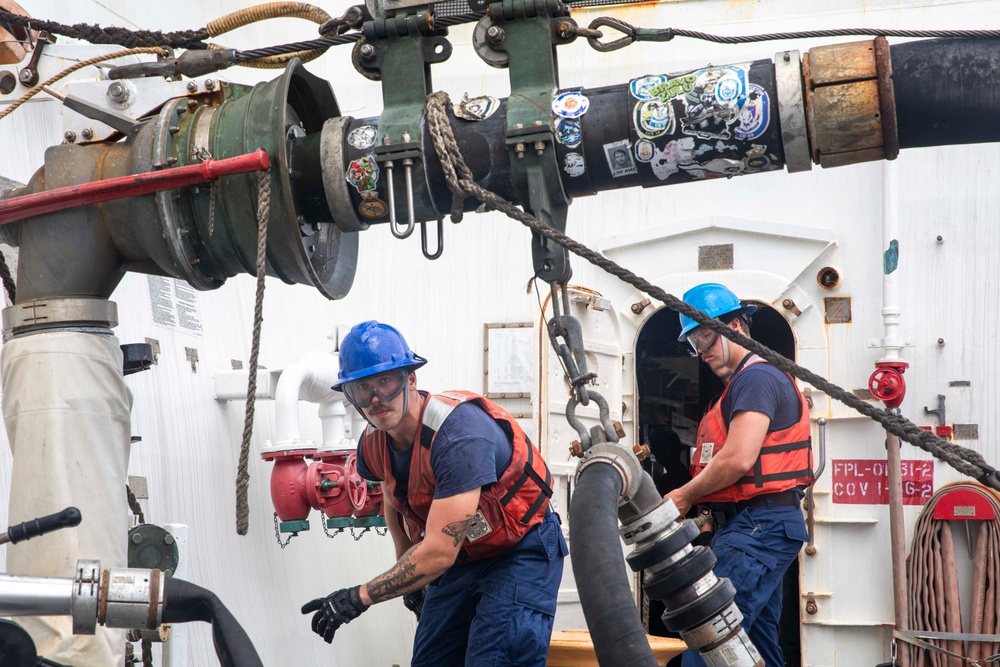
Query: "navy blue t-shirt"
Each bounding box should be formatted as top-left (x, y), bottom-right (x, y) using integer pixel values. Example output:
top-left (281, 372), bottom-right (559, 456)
top-left (720, 355), bottom-right (801, 432)
top-left (356, 399), bottom-right (515, 501)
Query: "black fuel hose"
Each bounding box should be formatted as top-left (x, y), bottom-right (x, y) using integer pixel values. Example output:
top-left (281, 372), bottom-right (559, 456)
top-left (161, 577), bottom-right (264, 667)
top-left (570, 463), bottom-right (658, 667)
top-left (892, 38), bottom-right (1000, 149)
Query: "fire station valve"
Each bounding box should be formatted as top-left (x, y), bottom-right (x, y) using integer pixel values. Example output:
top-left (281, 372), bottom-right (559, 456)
top-left (261, 445), bottom-right (386, 544)
top-left (0, 560), bottom-right (165, 636)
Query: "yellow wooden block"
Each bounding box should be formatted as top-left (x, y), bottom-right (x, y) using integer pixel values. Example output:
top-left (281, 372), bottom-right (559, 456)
top-left (547, 629), bottom-right (687, 666)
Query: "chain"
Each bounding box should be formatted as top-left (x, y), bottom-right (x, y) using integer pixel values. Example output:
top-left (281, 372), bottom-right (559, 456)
top-left (585, 16), bottom-right (1000, 52)
top-left (423, 90), bottom-right (1000, 488)
top-left (375, 526), bottom-right (388, 537)
top-left (320, 511), bottom-right (342, 539)
top-left (350, 526), bottom-right (370, 541)
top-left (208, 183), bottom-right (216, 238)
top-left (272, 513), bottom-right (294, 549)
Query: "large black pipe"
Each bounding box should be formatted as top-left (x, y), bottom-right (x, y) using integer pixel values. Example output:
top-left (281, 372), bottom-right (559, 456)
top-left (892, 39), bottom-right (1000, 149)
top-left (162, 577), bottom-right (264, 667)
top-left (570, 463), bottom-right (658, 667)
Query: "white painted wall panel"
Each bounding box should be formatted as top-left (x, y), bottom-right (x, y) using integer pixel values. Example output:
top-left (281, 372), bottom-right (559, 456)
top-left (3, 1), bottom-right (1000, 665)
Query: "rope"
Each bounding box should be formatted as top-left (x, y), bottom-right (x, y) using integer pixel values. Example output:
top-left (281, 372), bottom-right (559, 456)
top-left (126, 484), bottom-right (145, 524)
top-left (0, 46), bottom-right (169, 123)
top-left (0, 8), bottom-right (208, 49)
top-left (125, 484), bottom-right (153, 666)
top-left (0, 249), bottom-right (15, 303)
top-left (235, 168), bottom-right (271, 536)
top-left (423, 91), bottom-right (1000, 489)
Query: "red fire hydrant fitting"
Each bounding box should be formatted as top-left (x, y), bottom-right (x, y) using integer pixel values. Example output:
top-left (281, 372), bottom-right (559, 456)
top-left (868, 360), bottom-right (909, 408)
top-left (262, 446), bottom-right (380, 534)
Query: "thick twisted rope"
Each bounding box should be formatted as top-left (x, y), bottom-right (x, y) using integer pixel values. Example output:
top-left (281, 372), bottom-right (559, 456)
top-left (236, 169), bottom-right (271, 535)
top-left (0, 8), bottom-right (208, 49)
top-left (425, 91), bottom-right (999, 487)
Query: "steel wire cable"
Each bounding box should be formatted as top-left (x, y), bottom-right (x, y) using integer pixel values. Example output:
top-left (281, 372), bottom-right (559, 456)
top-left (586, 17), bottom-right (1000, 52)
top-left (424, 90), bottom-right (1000, 489)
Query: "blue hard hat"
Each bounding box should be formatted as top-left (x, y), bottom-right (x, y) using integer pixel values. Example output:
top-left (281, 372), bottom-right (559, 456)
top-left (334, 321), bottom-right (427, 390)
top-left (677, 283), bottom-right (757, 341)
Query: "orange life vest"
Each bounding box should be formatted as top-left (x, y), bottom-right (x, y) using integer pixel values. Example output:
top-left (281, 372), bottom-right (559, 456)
top-left (361, 390), bottom-right (553, 561)
top-left (690, 356), bottom-right (814, 503)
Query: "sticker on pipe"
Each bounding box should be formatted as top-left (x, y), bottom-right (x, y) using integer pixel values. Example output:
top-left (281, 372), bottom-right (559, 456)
top-left (650, 138), bottom-right (695, 181)
top-left (346, 155), bottom-right (379, 193)
top-left (603, 139), bottom-right (637, 178)
top-left (630, 74), bottom-right (667, 100)
top-left (735, 84), bottom-right (770, 141)
top-left (634, 139), bottom-right (654, 163)
top-left (634, 99), bottom-right (675, 139)
top-left (455, 94), bottom-right (499, 121)
top-left (552, 91), bottom-right (590, 119)
top-left (554, 118), bottom-right (582, 148)
top-left (358, 191), bottom-right (388, 219)
top-left (679, 65), bottom-right (749, 141)
top-left (563, 152), bottom-right (586, 177)
top-left (347, 125), bottom-right (377, 151)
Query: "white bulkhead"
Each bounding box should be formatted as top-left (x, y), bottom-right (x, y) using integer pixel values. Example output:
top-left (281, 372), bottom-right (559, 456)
top-left (2, 1), bottom-right (1000, 666)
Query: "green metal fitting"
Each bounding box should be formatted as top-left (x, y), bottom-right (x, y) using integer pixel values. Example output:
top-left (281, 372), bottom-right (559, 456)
top-left (490, 0), bottom-right (573, 283)
top-left (279, 519), bottom-right (311, 534)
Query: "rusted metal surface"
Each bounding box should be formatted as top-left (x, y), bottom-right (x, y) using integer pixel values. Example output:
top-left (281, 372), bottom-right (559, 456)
top-left (0, 151), bottom-right (270, 226)
top-left (804, 39), bottom-right (898, 168)
top-left (807, 40), bottom-right (877, 85)
top-left (874, 36), bottom-right (900, 160)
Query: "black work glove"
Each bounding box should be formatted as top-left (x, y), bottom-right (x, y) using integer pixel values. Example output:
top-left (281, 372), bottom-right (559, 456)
top-left (301, 585), bottom-right (369, 644)
top-left (403, 588), bottom-right (425, 621)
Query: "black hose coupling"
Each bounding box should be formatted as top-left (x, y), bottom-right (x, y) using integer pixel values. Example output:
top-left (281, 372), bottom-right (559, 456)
top-left (622, 499), bottom-right (764, 667)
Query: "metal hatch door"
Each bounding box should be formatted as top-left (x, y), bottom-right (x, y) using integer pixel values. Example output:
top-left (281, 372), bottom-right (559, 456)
top-left (539, 284), bottom-right (629, 631)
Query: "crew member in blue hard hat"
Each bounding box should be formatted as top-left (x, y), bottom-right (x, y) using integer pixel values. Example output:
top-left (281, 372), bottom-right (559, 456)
top-left (668, 284), bottom-right (814, 667)
top-left (301, 320), bottom-right (567, 667)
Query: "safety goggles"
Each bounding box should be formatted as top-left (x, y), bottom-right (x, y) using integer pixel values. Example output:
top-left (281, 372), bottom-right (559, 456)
top-left (686, 327), bottom-right (719, 355)
top-left (342, 369), bottom-right (407, 409)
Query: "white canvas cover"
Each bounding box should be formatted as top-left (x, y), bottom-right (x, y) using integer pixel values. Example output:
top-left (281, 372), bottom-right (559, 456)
top-left (2, 331), bottom-right (132, 666)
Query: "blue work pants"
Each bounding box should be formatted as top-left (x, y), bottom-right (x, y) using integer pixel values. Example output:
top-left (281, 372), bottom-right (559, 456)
top-left (681, 503), bottom-right (808, 667)
top-left (411, 511), bottom-right (568, 667)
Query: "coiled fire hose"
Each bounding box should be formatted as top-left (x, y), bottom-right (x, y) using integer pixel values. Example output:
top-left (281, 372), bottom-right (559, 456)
top-left (904, 483), bottom-right (1000, 666)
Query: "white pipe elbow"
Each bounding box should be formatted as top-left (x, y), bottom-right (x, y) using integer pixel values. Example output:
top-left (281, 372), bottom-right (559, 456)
top-left (274, 352), bottom-right (340, 446)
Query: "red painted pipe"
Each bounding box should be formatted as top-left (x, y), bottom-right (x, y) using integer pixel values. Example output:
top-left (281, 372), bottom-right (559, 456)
top-left (0, 149), bottom-right (270, 226)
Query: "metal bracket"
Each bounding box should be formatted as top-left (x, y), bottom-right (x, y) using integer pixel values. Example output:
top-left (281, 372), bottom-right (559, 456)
top-left (489, 0), bottom-right (573, 283)
top-left (360, 8), bottom-right (452, 230)
top-left (924, 394), bottom-right (946, 427)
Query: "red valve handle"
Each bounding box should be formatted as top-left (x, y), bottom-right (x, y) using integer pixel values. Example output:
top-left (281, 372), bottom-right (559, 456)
top-left (346, 453), bottom-right (369, 511)
top-left (868, 367), bottom-right (906, 407)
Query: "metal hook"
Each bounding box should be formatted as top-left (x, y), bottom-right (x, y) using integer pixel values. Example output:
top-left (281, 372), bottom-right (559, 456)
top-left (421, 217), bottom-right (444, 259)
top-left (565, 390), bottom-right (620, 451)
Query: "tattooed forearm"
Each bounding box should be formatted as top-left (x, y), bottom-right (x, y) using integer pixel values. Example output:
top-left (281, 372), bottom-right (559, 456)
top-left (367, 545), bottom-right (420, 603)
top-left (442, 515), bottom-right (475, 548)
